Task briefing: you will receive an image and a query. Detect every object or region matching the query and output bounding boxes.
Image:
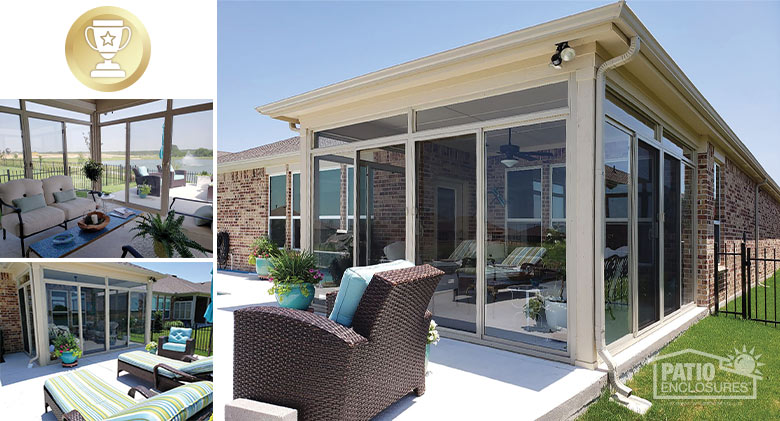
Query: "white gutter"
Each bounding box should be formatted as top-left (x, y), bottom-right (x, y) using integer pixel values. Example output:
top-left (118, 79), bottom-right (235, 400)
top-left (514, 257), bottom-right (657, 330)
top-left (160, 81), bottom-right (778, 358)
top-left (594, 36), bottom-right (644, 403)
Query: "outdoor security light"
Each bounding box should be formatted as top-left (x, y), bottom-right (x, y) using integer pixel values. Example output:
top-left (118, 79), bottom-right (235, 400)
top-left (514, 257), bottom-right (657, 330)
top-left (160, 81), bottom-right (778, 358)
top-left (550, 42), bottom-right (575, 69)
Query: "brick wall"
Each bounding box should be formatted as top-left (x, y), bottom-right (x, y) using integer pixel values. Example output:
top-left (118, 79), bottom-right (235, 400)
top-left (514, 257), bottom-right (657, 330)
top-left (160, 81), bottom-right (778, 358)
top-left (696, 145), bottom-right (715, 306)
top-left (0, 272), bottom-right (23, 353)
top-left (217, 168), bottom-right (269, 272)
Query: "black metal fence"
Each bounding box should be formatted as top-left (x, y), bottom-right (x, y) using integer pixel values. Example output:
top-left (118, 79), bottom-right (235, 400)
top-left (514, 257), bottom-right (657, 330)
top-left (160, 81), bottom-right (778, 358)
top-left (714, 235), bottom-right (778, 326)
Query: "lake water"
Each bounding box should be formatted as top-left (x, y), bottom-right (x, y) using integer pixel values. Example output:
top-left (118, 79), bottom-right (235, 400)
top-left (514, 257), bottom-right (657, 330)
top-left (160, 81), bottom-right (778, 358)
top-left (102, 157), bottom-right (213, 174)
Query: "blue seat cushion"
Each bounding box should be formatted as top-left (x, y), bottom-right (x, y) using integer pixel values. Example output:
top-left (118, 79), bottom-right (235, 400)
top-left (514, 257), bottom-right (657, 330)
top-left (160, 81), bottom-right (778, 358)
top-left (162, 342), bottom-right (187, 352)
top-left (328, 260), bottom-right (414, 327)
top-left (168, 327), bottom-right (192, 344)
top-left (173, 174), bottom-right (185, 181)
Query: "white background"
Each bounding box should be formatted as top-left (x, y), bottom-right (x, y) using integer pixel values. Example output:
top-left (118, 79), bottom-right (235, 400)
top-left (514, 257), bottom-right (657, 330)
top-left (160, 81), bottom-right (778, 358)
top-left (0, 0), bottom-right (217, 99)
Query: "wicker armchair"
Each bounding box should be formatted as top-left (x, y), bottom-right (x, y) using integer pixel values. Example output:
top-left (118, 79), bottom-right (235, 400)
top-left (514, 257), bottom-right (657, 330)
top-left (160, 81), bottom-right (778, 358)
top-left (233, 264), bottom-right (444, 421)
top-left (158, 335), bottom-right (195, 360)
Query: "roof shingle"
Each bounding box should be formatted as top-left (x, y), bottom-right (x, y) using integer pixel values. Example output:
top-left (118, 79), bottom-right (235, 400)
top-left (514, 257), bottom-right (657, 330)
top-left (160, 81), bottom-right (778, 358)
top-left (218, 136), bottom-right (300, 164)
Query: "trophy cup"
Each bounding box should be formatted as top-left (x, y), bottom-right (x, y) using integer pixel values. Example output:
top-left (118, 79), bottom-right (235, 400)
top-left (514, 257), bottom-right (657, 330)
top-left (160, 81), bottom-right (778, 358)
top-left (85, 20), bottom-right (131, 78)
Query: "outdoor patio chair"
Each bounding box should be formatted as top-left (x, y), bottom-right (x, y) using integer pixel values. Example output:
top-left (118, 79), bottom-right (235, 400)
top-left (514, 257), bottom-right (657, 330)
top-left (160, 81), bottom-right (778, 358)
top-left (117, 350), bottom-right (213, 391)
top-left (43, 369), bottom-right (212, 421)
top-left (233, 264), bottom-right (445, 421)
top-left (156, 165), bottom-right (188, 188)
top-left (158, 327), bottom-right (196, 360)
top-left (131, 166), bottom-right (161, 197)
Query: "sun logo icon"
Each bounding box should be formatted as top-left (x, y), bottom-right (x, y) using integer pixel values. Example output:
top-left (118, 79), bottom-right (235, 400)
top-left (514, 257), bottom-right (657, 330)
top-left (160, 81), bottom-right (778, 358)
top-left (723, 345), bottom-right (764, 378)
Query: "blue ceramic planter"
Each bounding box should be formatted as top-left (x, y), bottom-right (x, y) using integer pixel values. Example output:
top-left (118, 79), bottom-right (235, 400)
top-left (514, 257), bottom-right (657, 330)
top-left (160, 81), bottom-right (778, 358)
top-left (60, 351), bottom-right (77, 365)
top-left (275, 283), bottom-right (315, 310)
top-left (256, 258), bottom-right (273, 277)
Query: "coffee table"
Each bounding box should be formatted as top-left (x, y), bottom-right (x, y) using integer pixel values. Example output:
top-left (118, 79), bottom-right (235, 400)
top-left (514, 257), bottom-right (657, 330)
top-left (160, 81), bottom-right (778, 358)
top-left (27, 209), bottom-right (141, 258)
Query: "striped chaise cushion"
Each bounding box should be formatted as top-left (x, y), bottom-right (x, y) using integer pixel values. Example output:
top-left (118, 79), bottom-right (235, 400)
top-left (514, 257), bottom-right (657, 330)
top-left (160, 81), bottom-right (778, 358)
top-left (501, 246), bottom-right (547, 267)
top-left (447, 240), bottom-right (476, 261)
top-left (119, 351), bottom-right (212, 378)
top-left (105, 381), bottom-right (213, 421)
top-left (45, 370), bottom-right (136, 421)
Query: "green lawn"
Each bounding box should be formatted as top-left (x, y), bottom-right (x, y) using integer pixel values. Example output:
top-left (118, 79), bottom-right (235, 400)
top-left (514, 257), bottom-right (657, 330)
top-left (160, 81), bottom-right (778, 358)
top-left (724, 274), bottom-right (778, 324)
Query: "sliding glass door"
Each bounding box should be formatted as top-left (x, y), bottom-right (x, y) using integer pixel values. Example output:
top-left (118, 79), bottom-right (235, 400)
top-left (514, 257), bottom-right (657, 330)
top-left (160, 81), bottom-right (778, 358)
top-left (81, 286), bottom-right (106, 354)
top-left (110, 290), bottom-right (129, 349)
top-left (637, 141), bottom-right (660, 330)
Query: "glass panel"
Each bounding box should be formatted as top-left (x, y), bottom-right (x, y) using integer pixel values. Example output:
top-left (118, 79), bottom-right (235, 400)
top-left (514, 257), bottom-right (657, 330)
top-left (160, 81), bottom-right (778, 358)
top-left (605, 92), bottom-right (655, 140)
top-left (19, 288), bottom-right (29, 353)
top-left (637, 141), bottom-right (660, 330)
top-left (81, 287), bottom-right (106, 354)
top-left (0, 99), bottom-right (19, 108)
top-left (44, 269), bottom-right (104, 285)
top-left (0, 112), bottom-right (24, 183)
top-left (417, 82), bottom-right (567, 132)
top-left (269, 174), bottom-right (286, 216)
top-left (109, 290), bottom-right (128, 349)
top-left (171, 110), bottom-right (214, 205)
top-left (29, 118), bottom-right (65, 180)
top-left (484, 121), bottom-right (567, 350)
top-left (552, 166), bottom-right (566, 220)
top-left (604, 122), bottom-right (631, 344)
top-left (100, 100), bottom-right (166, 122)
top-left (416, 134), bottom-right (476, 333)
top-left (108, 277), bottom-right (145, 288)
top-left (292, 173), bottom-right (300, 216)
top-left (130, 291), bottom-right (145, 344)
top-left (293, 218), bottom-right (301, 249)
top-left (100, 123), bottom-right (127, 198)
top-left (682, 164), bottom-right (695, 304)
top-left (65, 122), bottom-right (92, 190)
top-left (130, 118), bottom-right (164, 210)
top-left (315, 114), bottom-right (407, 148)
top-left (25, 102), bottom-right (90, 122)
top-left (172, 99), bottom-right (211, 109)
top-left (664, 154), bottom-right (681, 315)
top-left (47, 284), bottom-right (78, 360)
top-left (357, 145), bottom-right (405, 266)
top-left (269, 219), bottom-right (286, 248)
top-left (662, 131), bottom-right (692, 160)
top-left (313, 153), bottom-right (354, 297)
top-left (26, 284), bottom-right (35, 355)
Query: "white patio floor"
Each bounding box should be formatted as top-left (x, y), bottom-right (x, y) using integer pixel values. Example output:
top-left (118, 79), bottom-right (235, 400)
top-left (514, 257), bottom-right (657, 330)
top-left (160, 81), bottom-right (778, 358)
top-left (0, 345), bottom-right (147, 420)
top-left (214, 270), bottom-right (608, 420)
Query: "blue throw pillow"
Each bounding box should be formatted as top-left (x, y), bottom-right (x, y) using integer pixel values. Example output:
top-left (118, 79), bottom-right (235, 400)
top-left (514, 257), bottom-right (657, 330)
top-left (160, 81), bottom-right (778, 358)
top-left (53, 189), bottom-right (77, 203)
top-left (12, 193), bottom-right (46, 213)
top-left (168, 327), bottom-right (192, 344)
top-left (329, 260), bottom-right (414, 327)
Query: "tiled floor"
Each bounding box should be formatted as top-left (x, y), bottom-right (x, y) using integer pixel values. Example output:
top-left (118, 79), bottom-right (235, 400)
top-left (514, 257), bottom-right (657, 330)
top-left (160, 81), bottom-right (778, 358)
top-left (0, 346), bottom-right (147, 420)
top-left (213, 270), bottom-right (608, 420)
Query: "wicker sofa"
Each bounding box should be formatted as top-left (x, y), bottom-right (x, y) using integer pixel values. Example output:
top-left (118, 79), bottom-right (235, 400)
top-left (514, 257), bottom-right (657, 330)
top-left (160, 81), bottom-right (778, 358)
top-left (0, 176), bottom-right (98, 254)
top-left (233, 264), bottom-right (444, 421)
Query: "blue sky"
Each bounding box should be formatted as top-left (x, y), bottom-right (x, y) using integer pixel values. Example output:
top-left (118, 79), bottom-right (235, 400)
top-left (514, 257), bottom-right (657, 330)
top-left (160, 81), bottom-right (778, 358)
top-left (133, 262), bottom-right (213, 284)
top-left (218, 1), bottom-right (780, 181)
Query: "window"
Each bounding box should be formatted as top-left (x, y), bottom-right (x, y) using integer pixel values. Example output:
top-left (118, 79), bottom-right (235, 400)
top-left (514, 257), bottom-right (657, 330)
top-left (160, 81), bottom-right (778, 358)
top-left (0, 112), bottom-right (23, 182)
top-left (293, 172), bottom-right (301, 248)
top-left (100, 100), bottom-right (166, 122)
top-left (551, 165), bottom-right (566, 231)
top-left (0, 100), bottom-right (19, 108)
top-left (268, 174), bottom-right (287, 247)
top-left (172, 300), bottom-right (192, 320)
top-left (315, 114), bottom-right (407, 148)
top-left (25, 102), bottom-right (90, 122)
top-left (507, 167), bottom-right (543, 244)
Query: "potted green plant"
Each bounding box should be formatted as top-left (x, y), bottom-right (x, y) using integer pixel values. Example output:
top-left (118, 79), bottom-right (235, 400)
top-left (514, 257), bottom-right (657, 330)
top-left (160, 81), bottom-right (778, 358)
top-left (426, 320), bottom-right (440, 374)
top-left (52, 332), bottom-right (82, 367)
top-left (248, 236), bottom-right (278, 277)
top-left (131, 210), bottom-right (208, 258)
top-left (524, 295), bottom-right (547, 330)
top-left (267, 249), bottom-right (323, 310)
top-left (138, 183), bottom-right (152, 198)
top-left (81, 159), bottom-right (104, 191)
top-left (145, 341), bottom-right (158, 354)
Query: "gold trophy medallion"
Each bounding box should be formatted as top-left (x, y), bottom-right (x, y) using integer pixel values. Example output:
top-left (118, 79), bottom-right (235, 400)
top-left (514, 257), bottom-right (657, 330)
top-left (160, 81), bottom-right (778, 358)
top-left (65, 6), bottom-right (150, 92)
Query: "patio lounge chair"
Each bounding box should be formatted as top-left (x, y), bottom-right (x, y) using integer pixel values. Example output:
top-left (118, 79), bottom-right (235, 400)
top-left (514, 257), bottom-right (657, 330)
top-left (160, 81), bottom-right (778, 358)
top-left (170, 197), bottom-right (213, 252)
top-left (131, 166), bottom-right (161, 197)
top-left (117, 350), bottom-right (213, 391)
top-left (456, 246), bottom-right (547, 300)
top-left (156, 165), bottom-right (188, 189)
top-left (233, 264), bottom-right (445, 421)
top-left (158, 327), bottom-right (196, 360)
top-left (44, 369), bottom-right (212, 421)
top-left (0, 176), bottom-right (98, 254)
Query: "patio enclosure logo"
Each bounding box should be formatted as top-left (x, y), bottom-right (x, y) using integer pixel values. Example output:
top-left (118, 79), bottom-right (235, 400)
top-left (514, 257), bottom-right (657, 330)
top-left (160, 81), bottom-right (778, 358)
top-left (65, 6), bottom-right (151, 91)
top-left (653, 346), bottom-right (763, 399)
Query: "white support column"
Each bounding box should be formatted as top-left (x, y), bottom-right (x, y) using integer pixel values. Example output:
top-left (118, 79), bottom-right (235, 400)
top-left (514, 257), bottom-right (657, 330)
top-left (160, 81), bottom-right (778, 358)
top-left (31, 264), bottom-right (50, 365)
top-left (573, 65), bottom-right (598, 368)
top-left (145, 282), bottom-right (153, 344)
top-left (160, 100), bottom-right (173, 214)
top-left (300, 128), bottom-right (312, 251)
top-left (405, 109), bottom-right (416, 262)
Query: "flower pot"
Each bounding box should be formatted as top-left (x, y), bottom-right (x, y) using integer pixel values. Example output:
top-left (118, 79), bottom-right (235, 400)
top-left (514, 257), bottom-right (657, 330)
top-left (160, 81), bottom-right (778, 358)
top-left (147, 349), bottom-right (157, 354)
top-left (274, 283), bottom-right (315, 310)
top-left (139, 192), bottom-right (148, 198)
top-left (60, 351), bottom-right (77, 366)
top-left (545, 300), bottom-right (567, 331)
top-left (255, 257), bottom-right (273, 277)
top-left (154, 241), bottom-right (170, 258)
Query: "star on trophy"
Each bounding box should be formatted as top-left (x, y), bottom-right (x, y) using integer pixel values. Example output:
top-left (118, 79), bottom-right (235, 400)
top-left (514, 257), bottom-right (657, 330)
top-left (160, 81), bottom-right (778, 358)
top-left (84, 20), bottom-right (131, 78)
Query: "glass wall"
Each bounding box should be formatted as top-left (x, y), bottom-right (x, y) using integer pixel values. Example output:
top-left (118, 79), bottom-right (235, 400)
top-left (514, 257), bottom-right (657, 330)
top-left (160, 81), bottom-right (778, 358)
top-left (0, 112), bottom-right (24, 182)
top-left (170, 109), bottom-right (213, 202)
top-left (484, 121), bottom-right (567, 351)
top-left (357, 145), bottom-right (406, 266)
top-left (100, 123), bottom-right (127, 197)
top-left (293, 172), bottom-right (301, 249)
top-left (269, 173), bottom-right (287, 247)
top-left (29, 118), bottom-right (64, 180)
top-left (46, 284), bottom-right (79, 361)
top-left (129, 118), bottom-right (164, 210)
top-left (313, 153), bottom-right (354, 289)
top-left (65, 122), bottom-right (92, 189)
top-left (129, 291), bottom-right (145, 344)
top-left (416, 134), bottom-right (477, 333)
top-left (81, 286), bottom-right (106, 354)
top-left (109, 290), bottom-right (129, 349)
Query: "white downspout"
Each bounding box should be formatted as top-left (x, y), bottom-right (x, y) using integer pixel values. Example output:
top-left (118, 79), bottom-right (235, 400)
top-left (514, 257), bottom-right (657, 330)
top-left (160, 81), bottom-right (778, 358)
top-left (594, 36), bottom-right (641, 399)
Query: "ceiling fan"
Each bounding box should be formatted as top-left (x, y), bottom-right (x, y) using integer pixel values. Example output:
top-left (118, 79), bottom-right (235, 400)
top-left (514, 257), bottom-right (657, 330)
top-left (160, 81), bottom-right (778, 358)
top-left (499, 127), bottom-right (552, 167)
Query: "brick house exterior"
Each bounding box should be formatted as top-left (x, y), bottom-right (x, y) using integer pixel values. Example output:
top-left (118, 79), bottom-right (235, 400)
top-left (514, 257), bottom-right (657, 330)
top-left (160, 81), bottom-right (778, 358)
top-left (0, 272), bottom-right (23, 354)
